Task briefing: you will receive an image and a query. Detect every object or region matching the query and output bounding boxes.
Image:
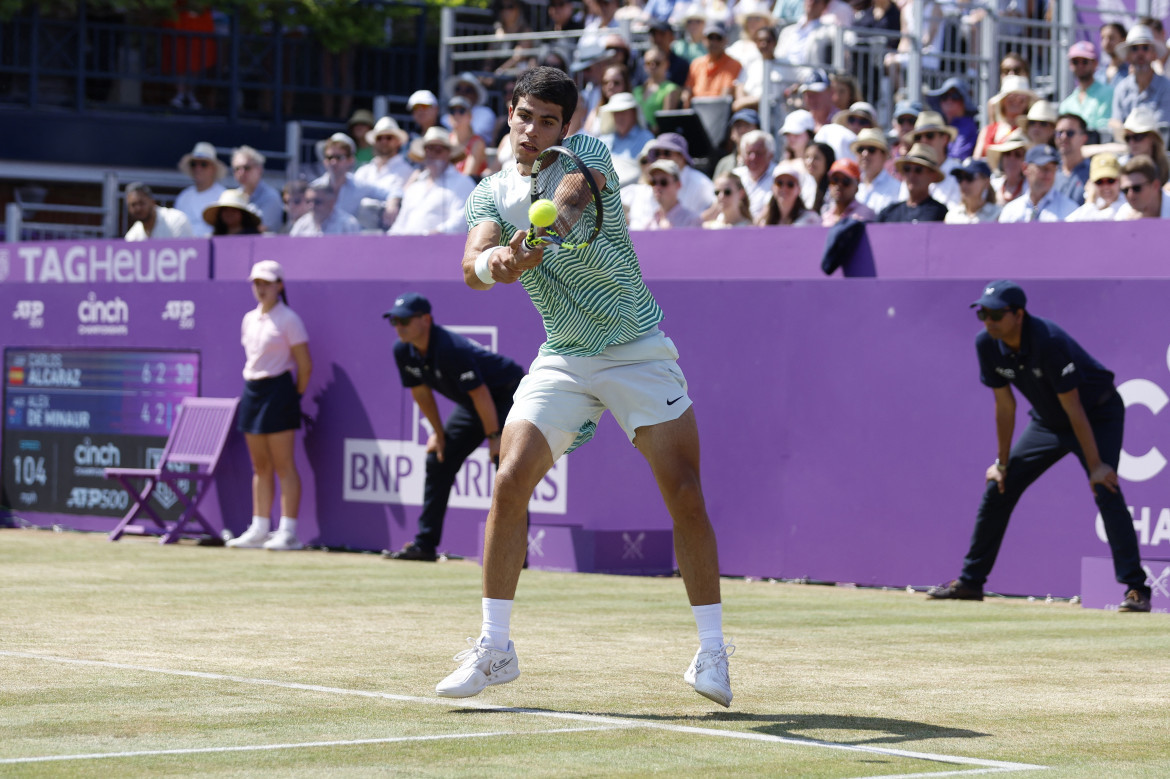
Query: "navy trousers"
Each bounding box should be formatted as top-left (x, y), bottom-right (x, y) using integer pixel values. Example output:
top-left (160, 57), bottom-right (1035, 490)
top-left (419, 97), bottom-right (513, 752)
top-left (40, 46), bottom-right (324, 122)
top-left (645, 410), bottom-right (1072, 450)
top-left (415, 383), bottom-right (518, 553)
top-left (960, 393), bottom-right (1147, 592)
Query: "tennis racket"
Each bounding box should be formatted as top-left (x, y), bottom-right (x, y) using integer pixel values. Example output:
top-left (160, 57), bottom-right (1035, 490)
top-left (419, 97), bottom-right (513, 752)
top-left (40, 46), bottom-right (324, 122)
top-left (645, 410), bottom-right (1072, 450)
top-left (524, 145), bottom-right (604, 250)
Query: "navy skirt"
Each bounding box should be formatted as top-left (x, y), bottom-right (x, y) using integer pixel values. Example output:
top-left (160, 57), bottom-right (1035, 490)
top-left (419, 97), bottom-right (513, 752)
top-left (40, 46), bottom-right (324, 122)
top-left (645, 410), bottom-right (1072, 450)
top-left (238, 372), bottom-right (301, 434)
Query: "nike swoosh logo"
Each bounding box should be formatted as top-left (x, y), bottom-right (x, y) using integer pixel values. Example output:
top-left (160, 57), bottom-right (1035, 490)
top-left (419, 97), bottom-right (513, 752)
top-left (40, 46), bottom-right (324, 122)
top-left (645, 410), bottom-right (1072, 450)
top-left (490, 659), bottom-right (512, 672)
top-left (667, 396), bottom-right (684, 406)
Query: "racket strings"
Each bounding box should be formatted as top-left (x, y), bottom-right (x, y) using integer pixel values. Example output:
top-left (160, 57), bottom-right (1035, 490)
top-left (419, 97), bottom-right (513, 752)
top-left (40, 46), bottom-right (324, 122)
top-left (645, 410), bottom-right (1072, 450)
top-left (536, 155), bottom-right (598, 247)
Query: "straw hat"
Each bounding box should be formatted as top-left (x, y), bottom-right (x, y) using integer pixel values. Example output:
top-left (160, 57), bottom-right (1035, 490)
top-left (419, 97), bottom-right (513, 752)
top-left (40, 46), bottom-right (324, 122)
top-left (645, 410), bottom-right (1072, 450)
top-left (1118, 24), bottom-right (1167, 58)
top-left (986, 128), bottom-right (1030, 171)
top-left (1022, 100), bottom-right (1058, 129)
top-left (909, 110), bottom-right (958, 142)
top-left (202, 188), bottom-right (262, 228)
top-left (178, 142), bottom-right (228, 180)
top-left (366, 116), bottom-right (409, 146)
top-left (989, 75), bottom-right (1038, 116)
top-left (1123, 106), bottom-right (1164, 139)
top-left (734, 0), bottom-right (776, 26)
top-left (850, 127), bottom-right (890, 156)
top-left (834, 101), bottom-right (878, 128)
top-left (597, 92), bottom-right (646, 135)
top-left (407, 126), bottom-right (457, 163)
top-left (893, 143), bottom-right (945, 183)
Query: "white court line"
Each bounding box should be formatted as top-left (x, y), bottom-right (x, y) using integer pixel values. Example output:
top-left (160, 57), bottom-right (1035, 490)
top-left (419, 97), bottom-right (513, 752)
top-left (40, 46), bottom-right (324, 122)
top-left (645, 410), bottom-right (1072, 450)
top-left (0, 651), bottom-right (1046, 774)
top-left (0, 727), bottom-right (618, 766)
top-left (845, 768), bottom-right (1040, 779)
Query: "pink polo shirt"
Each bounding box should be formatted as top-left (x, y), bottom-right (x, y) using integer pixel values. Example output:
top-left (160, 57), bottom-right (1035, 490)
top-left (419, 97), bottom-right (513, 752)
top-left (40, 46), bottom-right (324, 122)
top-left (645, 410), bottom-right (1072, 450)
top-left (241, 302), bottom-right (309, 381)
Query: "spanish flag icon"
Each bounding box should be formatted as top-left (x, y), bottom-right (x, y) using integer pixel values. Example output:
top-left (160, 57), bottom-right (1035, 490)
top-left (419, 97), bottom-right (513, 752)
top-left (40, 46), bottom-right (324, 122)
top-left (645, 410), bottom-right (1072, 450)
top-left (8, 366), bottom-right (25, 385)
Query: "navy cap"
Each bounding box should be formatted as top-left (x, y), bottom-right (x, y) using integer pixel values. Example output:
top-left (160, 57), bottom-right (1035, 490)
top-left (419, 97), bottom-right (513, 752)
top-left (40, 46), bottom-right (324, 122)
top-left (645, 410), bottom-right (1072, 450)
top-left (971, 280), bottom-right (1027, 310)
top-left (894, 99), bottom-right (924, 119)
top-left (729, 108), bottom-right (760, 128)
top-left (1025, 144), bottom-right (1060, 166)
top-left (384, 292), bottom-right (432, 320)
top-left (799, 68), bottom-right (830, 92)
top-left (648, 19), bottom-right (673, 33)
top-left (952, 158), bottom-right (992, 178)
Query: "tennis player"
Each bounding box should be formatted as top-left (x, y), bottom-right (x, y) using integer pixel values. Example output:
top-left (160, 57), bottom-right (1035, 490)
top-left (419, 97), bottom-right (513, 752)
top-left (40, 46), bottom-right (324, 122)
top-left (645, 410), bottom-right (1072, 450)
top-left (436, 66), bottom-right (733, 707)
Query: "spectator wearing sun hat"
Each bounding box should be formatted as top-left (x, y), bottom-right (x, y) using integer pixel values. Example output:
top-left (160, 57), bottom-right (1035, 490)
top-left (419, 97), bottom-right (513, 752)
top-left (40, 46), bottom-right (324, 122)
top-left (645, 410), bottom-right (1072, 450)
top-left (1067, 153), bottom-right (1126, 221)
top-left (998, 145), bottom-right (1078, 222)
top-left (944, 159), bottom-right (1001, 224)
top-left (347, 109), bottom-right (377, 166)
top-left (726, 0), bottom-right (776, 72)
top-left (1110, 24), bottom-right (1170, 141)
top-left (987, 129), bottom-right (1030, 205)
top-left (643, 132), bottom-right (715, 214)
top-left (629, 158), bottom-right (703, 230)
top-left (598, 92), bottom-right (655, 161)
top-left (388, 127), bottom-right (476, 236)
top-left (876, 143), bottom-right (949, 223)
top-left (821, 159), bottom-right (875, 226)
top-left (852, 128), bottom-right (901, 215)
top-left (203, 188), bottom-right (263, 236)
top-left (174, 142), bottom-right (227, 238)
top-left (1022, 100), bottom-right (1059, 147)
top-left (974, 75), bottom-right (1038, 159)
top-left (1060, 40), bottom-right (1114, 133)
top-left (356, 117), bottom-right (413, 194)
top-left (899, 110), bottom-right (961, 208)
top-left (408, 90), bottom-right (442, 141)
top-left (442, 73), bottom-right (497, 141)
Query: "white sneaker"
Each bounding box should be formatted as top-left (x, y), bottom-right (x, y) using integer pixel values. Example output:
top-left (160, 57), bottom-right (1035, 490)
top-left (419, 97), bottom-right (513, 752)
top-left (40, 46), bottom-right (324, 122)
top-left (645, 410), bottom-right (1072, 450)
top-left (262, 529), bottom-right (303, 551)
top-left (684, 640), bottom-right (735, 707)
top-left (226, 525), bottom-right (270, 548)
top-left (435, 637), bottom-right (520, 698)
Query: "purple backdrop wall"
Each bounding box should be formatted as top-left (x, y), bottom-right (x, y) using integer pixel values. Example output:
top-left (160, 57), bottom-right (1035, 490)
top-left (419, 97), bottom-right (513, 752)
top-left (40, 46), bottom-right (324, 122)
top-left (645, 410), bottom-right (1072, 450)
top-left (4, 225), bottom-right (1170, 597)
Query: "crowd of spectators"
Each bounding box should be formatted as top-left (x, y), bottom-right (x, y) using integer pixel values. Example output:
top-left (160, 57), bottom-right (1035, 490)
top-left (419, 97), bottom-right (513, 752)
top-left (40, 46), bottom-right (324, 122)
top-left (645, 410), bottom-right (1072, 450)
top-left (124, 5), bottom-right (1170, 240)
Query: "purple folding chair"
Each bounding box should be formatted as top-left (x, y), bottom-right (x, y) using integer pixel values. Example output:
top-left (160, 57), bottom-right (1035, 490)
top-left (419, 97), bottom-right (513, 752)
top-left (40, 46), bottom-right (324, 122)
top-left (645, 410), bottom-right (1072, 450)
top-left (105, 396), bottom-right (240, 544)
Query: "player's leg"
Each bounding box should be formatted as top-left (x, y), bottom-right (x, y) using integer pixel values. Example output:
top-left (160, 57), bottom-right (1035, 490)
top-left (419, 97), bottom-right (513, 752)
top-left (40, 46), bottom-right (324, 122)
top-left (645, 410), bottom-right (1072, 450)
top-left (229, 433), bottom-right (276, 548)
top-left (435, 420), bottom-right (553, 699)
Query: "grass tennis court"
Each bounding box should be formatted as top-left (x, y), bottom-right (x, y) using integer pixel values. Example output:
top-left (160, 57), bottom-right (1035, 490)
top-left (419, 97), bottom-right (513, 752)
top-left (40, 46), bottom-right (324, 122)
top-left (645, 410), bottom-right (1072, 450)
top-left (2, 529), bottom-right (1168, 778)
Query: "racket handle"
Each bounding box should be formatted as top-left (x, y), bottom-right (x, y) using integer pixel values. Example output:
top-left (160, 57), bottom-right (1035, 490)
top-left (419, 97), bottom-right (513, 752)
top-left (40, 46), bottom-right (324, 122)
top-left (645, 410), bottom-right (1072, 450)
top-left (524, 231), bottom-right (547, 249)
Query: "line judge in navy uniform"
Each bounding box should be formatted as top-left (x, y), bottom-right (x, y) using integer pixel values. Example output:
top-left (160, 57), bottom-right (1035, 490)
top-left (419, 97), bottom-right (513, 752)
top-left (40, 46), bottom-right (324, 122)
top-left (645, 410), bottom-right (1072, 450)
top-left (929, 281), bottom-right (1152, 612)
top-left (384, 293), bottom-right (525, 561)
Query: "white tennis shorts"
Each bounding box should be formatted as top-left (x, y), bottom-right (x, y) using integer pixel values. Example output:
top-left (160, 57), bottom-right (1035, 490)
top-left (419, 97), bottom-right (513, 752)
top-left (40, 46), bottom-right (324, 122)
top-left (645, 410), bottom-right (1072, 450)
top-left (507, 328), bottom-right (691, 461)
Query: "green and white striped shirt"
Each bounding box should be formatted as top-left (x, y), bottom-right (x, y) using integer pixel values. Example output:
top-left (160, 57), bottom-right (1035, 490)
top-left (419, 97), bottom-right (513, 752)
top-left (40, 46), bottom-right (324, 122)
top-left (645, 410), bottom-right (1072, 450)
top-left (466, 133), bottom-right (662, 357)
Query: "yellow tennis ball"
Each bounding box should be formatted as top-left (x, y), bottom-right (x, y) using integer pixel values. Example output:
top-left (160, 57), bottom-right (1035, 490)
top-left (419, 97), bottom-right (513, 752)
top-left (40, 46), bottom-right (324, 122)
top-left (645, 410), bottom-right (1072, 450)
top-left (529, 199), bottom-right (558, 228)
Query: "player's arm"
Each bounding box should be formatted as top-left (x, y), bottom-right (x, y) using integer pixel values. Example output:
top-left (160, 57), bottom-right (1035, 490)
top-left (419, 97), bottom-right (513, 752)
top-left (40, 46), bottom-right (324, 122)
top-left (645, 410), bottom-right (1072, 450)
top-left (291, 343), bottom-right (312, 396)
top-left (987, 385), bottom-right (1016, 493)
top-left (463, 219), bottom-right (545, 289)
top-left (1058, 387), bottom-right (1118, 494)
top-left (466, 383), bottom-right (502, 458)
top-left (411, 384), bottom-right (447, 462)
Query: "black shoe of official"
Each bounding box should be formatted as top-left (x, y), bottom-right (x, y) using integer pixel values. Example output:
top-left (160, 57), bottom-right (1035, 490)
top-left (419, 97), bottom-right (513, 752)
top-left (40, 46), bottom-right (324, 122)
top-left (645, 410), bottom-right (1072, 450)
top-left (1118, 589), bottom-right (1152, 613)
top-left (383, 543), bottom-right (437, 562)
top-left (926, 579), bottom-right (984, 601)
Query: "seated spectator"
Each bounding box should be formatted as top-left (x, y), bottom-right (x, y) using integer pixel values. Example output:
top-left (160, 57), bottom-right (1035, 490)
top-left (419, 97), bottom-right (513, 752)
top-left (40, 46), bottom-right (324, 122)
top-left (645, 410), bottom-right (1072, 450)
top-left (447, 96), bottom-right (488, 179)
top-left (290, 182), bottom-right (361, 236)
top-left (585, 64), bottom-right (633, 135)
top-left (714, 108), bottom-right (760, 179)
top-left (1098, 22), bottom-right (1129, 87)
top-left (548, 0), bottom-right (585, 33)
top-left (780, 109), bottom-right (819, 208)
top-left (999, 51), bottom-right (1030, 80)
top-left (646, 19), bottom-right (691, 87)
top-left (987, 129), bottom-right (1030, 205)
top-left (704, 172), bottom-right (756, 227)
top-left (389, 128), bottom-right (476, 236)
top-left (944, 159), bottom-right (1001, 224)
top-left (925, 77), bottom-right (978, 161)
top-left (821, 159), bottom-right (876, 226)
top-left (671, 5), bottom-right (708, 62)
top-left (1053, 113), bottom-right (1091, 206)
top-left (998, 145), bottom-right (1078, 222)
top-left (124, 182), bottom-right (193, 241)
top-left (636, 45), bottom-right (682, 132)
top-left (1060, 41), bottom-right (1113, 134)
top-left (902, 110), bottom-right (961, 208)
top-left (642, 133), bottom-right (715, 214)
top-left (829, 73), bottom-right (862, 113)
top-left (804, 141), bottom-right (835, 212)
top-left (799, 69), bottom-right (837, 128)
top-left (203, 189), bottom-right (264, 236)
top-left (1022, 101), bottom-right (1058, 147)
top-left (727, 1), bottom-right (776, 72)
top-left (732, 129), bottom-right (777, 220)
top-left (355, 117), bottom-right (414, 212)
top-left (598, 92), bottom-right (655, 161)
top-left (731, 23), bottom-right (785, 118)
top-left (408, 90), bottom-right (442, 140)
top-left (443, 73), bottom-right (497, 141)
top-left (630, 159), bottom-right (703, 229)
top-left (876, 144), bottom-right (949, 223)
top-left (1120, 107), bottom-right (1170, 182)
top-left (174, 142), bottom-right (227, 238)
top-left (579, 0), bottom-right (622, 52)
top-left (833, 101), bottom-right (877, 135)
top-left (231, 146), bottom-right (283, 233)
top-left (887, 99), bottom-right (923, 172)
top-left (775, 0), bottom-right (833, 66)
top-left (312, 133), bottom-right (391, 219)
top-left (760, 160), bottom-right (820, 225)
top-left (852, 128), bottom-right (901, 214)
top-left (347, 109), bottom-right (376, 166)
top-left (1115, 154), bottom-right (1169, 218)
top-left (974, 76), bottom-right (1037, 159)
top-left (1110, 24), bottom-right (1170, 141)
top-left (280, 181), bottom-right (310, 235)
top-left (682, 20), bottom-right (742, 106)
top-left (1067, 153), bottom-right (1126, 221)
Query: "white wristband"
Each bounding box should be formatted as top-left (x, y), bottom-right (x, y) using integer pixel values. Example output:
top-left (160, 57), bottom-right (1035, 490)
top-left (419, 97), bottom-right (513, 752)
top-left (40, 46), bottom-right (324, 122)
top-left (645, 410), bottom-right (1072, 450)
top-left (475, 247), bottom-right (501, 285)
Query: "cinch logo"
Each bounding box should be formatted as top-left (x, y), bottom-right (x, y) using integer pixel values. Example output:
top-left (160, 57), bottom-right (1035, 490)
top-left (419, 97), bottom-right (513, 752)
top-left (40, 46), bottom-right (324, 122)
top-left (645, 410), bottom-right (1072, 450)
top-left (161, 300), bottom-right (196, 329)
top-left (77, 292), bottom-right (129, 336)
top-left (73, 437), bottom-right (121, 467)
top-left (12, 300), bottom-right (45, 329)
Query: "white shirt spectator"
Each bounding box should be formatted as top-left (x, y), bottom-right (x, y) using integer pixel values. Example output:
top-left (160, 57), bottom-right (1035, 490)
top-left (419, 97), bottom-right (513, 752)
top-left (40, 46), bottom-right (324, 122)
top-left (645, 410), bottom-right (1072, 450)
top-left (998, 189), bottom-right (1078, 222)
top-left (1114, 195), bottom-right (1170, 219)
top-left (355, 154), bottom-right (416, 200)
top-left (290, 209), bottom-right (361, 236)
top-left (944, 202), bottom-right (1002, 224)
top-left (629, 200), bottom-right (702, 230)
top-left (775, 16), bottom-right (828, 65)
top-left (679, 165), bottom-right (716, 215)
top-left (311, 172), bottom-right (391, 218)
top-left (732, 164), bottom-right (773, 220)
top-left (388, 167), bottom-right (476, 236)
top-left (1066, 197), bottom-right (1125, 221)
top-left (173, 183), bottom-right (225, 237)
top-left (858, 169), bottom-right (902, 214)
top-left (125, 206), bottom-right (194, 241)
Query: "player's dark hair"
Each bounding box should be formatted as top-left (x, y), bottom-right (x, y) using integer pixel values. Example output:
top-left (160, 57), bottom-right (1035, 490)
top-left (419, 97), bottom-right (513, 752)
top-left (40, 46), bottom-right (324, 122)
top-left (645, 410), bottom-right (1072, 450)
top-left (512, 65), bottom-right (578, 126)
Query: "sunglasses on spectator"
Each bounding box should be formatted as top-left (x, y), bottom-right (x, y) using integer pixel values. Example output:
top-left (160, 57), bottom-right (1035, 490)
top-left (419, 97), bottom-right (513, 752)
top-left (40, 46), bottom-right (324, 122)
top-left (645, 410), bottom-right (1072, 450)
top-left (846, 116), bottom-right (872, 128)
top-left (954, 172), bottom-right (976, 183)
top-left (896, 116), bottom-right (917, 126)
top-left (1130, 44), bottom-right (1152, 53)
top-left (1124, 133), bottom-right (1148, 143)
top-left (857, 146), bottom-right (882, 155)
top-left (940, 92), bottom-right (963, 102)
top-left (1095, 177), bottom-right (1118, 185)
top-left (976, 308), bottom-right (1010, 322)
top-left (828, 175), bottom-right (855, 186)
top-left (773, 178), bottom-right (798, 189)
top-left (450, 106), bottom-right (468, 115)
top-left (389, 314), bottom-right (421, 326)
top-left (917, 131), bottom-right (942, 140)
top-left (284, 197), bottom-right (304, 206)
top-left (324, 153), bottom-right (349, 161)
top-left (1071, 57), bottom-right (1094, 66)
top-left (1122, 182), bottom-right (1147, 195)
top-left (902, 164), bottom-right (926, 175)
top-left (650, 177), bottom-right (674, 187)
top-left (1054, 129), bottom-right (1081, 138)
top-left (715, 187), bottom-right (735, 196)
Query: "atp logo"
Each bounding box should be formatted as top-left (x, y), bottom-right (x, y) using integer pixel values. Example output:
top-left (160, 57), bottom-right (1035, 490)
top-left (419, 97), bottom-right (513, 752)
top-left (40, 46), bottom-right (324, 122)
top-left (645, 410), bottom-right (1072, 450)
top-left (161, 300), bottom-right (196, 329)
top-left (12, 300), bottom-right (44, 329)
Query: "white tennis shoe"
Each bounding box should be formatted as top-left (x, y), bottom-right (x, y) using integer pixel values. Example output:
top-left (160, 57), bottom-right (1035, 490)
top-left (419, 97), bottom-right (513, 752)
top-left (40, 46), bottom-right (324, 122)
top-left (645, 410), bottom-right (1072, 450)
top-left (263, 529), bottom-right (303, 551)
top-left (226, 525), bottom-right (269, 548)
top-left (435, 637), bottom-right (520, 698)
top-left (684, 640), bottom-right (735, 707)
